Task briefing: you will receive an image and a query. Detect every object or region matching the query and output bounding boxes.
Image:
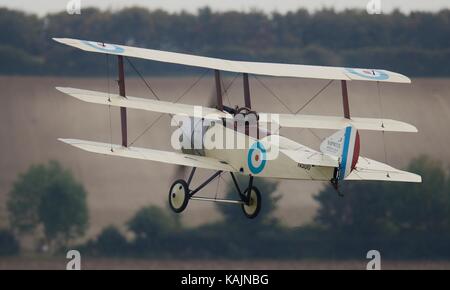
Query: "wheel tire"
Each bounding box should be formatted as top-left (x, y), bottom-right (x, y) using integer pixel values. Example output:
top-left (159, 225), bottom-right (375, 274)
top-left (168, 179), bottom-right (189, 213)
top-left (241, 186), bottom-right (261, 219)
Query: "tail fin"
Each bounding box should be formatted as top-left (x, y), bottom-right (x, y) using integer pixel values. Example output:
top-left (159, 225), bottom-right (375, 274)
top-left (320, 125), bottom-right (360, 179)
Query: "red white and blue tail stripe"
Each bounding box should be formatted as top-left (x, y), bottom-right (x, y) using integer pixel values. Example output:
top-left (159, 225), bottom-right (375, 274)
top-left (338, 125), bottom-right (360, 180)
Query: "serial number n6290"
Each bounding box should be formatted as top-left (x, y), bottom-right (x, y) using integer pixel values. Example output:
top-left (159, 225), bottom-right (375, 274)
top-left (297, 163), bottom-right (311, 170)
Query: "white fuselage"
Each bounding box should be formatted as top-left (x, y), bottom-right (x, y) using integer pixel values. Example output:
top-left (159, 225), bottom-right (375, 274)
top-left (178, 118), bottom-right (335, 181)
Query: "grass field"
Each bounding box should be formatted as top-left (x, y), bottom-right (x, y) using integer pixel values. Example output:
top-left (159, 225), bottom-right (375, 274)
top-left (1, 257), bottom-right (450, 270)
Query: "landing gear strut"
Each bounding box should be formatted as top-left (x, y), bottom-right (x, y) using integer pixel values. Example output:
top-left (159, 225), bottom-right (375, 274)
top-left (331, 167), bottom-right (344, 197)
top-left (167, 169), bottom-right (262, 218)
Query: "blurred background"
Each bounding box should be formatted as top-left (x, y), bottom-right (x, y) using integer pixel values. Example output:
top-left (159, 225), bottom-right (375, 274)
top-left (1, 0), bottom-right (450, 269)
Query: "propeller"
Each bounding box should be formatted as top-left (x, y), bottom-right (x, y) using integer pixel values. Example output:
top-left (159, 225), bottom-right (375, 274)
top-left (172, 85), bottom-right (218, 180)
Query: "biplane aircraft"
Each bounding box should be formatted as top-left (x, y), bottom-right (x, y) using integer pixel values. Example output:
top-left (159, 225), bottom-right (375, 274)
top-left (54, 38), bottom-right (421, 218)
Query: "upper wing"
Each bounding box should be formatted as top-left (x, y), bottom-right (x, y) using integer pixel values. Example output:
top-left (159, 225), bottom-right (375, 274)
top-left (271, 113), bottom-right (418, 133)
top-left (53, 38), bottom-right (410, 83)
top-left (56, 87), bottom-right (231, 120)
top-left (345, 157), bottom-right (421, 183)
top-left (59, 138), bottom-right (237, 172)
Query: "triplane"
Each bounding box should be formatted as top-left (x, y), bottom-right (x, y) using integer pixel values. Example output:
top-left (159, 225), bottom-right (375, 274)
top-left (54, 38), bottom-right (421, 219)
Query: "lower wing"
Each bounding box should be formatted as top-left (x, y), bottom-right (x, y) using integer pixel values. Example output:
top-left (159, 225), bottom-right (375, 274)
top-left (58, 138), bottom-right (236, 172)
top-left (345, 157), bottom-right (422, 183)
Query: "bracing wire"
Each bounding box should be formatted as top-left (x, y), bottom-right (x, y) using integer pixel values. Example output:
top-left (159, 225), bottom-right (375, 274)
top-left (174, 69), bottom-right (210, 104)
top-left (292, 79), bottom-right (335, 143)
top-left (129, 114), bottom-right (166, 147)
top-left (253, 75), bottom-right (333, 142)
top-left (105, 54), bottom-right (113, 151)
top-left (294, 80), bottom-right (334, 114)
top-left (126, 57), bottom-right (161, 101)
top-left (214, 172), bottom-right (221, 200)
top-left (220, 78), bottom-right (231, 107)
top-left (253, 75), bottom-right (334, 116)
top-left (253, 75), bottom-right (292, 114)
top-left (377, 81), bottom-right (389, 170)
top-left (221, 74), bottom-right (238, 107)
top-left (128, 68), bottom-right (210, 146)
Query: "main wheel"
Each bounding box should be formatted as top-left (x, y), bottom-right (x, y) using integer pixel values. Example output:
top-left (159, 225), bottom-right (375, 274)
top-left (168, 179), bottom-right (189, 213)
top-left (241, 186), bottom-right (261, 219)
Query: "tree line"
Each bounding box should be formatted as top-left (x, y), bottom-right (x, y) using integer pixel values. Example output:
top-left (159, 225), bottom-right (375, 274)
top-left (0, 7), bottom-right (450, 76)
top-left (2, 156), bottom-right (450, 260)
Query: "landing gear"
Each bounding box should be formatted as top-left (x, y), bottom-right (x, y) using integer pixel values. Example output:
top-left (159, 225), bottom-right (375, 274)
top-left (167, 168), bottom-right (262, 219)
top-left (331, 179), bottom-right (344, 197)
top-left (331, 168), bottom-right (344, 197)
top-left (241, 186), bottom-right (261, 219)
top-left (168, 179), bottom-right (189, 213)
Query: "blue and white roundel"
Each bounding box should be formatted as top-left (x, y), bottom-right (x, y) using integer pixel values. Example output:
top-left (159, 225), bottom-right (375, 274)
top-left (247, 141), bottom-right (267, 174)
top-left (82, 40), bottom-right (125, 53)
top-left (345, 68), bottom-right (389, 81)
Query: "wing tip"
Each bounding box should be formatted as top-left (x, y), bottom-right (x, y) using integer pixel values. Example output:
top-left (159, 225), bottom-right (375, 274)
top-left (58, 138), bottom-right (73, 144)
top-left (55, 87), bottom-right (76, 97)
top-left (405, 122), bottom-right (418, 133)
top-left (55, 86), bottom-right (66, 92)
top-left (52, 37), bottom-right (67, 44)
top-left (380, 119), bottom-right (418, 133)
top-left (387, 70), bottom-right (412, 84)
top-left (377, 69), bottom-right (411, 84)
top-left (412, 173), bottom-right (422, 183)
top-left (402, 123), bottom-right (418, 133)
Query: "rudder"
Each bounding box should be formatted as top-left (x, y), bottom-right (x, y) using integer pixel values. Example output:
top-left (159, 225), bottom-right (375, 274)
top-left (320, 125), bottom-right (360, 180)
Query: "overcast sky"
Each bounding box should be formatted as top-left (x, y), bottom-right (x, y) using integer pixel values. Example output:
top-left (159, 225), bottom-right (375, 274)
top-left (1, 0), bottom-right (450, 15)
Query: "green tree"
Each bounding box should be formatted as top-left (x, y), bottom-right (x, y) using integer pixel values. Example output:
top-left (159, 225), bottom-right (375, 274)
top-left (0, 229), bottom-right (20, 256)
top-left (2, 7), bottom-right (450, 76)
top-left (128, 206), bottom-right (179, 239)
top-left (196, 176), bottom-right (285, 258)
top-left (312, 155), bottom-right (450, 258)
top-left (7, 161), bottom-right (88, 249)
top-left (218, 176), bottom-right (281, 227)
top-left (127, 206), bottom-right (180, 256)
top-left (386, 156), bottom-right (450, 233)
top-left (314, 155), bottom-right (450, 235)
top-left (95, 225), bottom-right (129, 256)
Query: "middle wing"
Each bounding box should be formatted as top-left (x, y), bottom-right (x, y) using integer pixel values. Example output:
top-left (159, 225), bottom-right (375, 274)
top-left (57, 87), bottom-right (417, 133)
top-left (56, 87), bottom-right (231, 120)
top-left (58, 138), bottom-right (237, 172)
top-left (272, 113), bottom-right (418, 132)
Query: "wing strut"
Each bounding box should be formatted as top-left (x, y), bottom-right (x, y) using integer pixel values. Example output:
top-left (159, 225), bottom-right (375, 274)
top-left (214, 70), bottom-right (224, 111)
top-left (117, 55), bottom-right (128, 147)
top-left (243, 73), bottom-right (251, 108)
top-left (341, 80), bottom-right (350, 119)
